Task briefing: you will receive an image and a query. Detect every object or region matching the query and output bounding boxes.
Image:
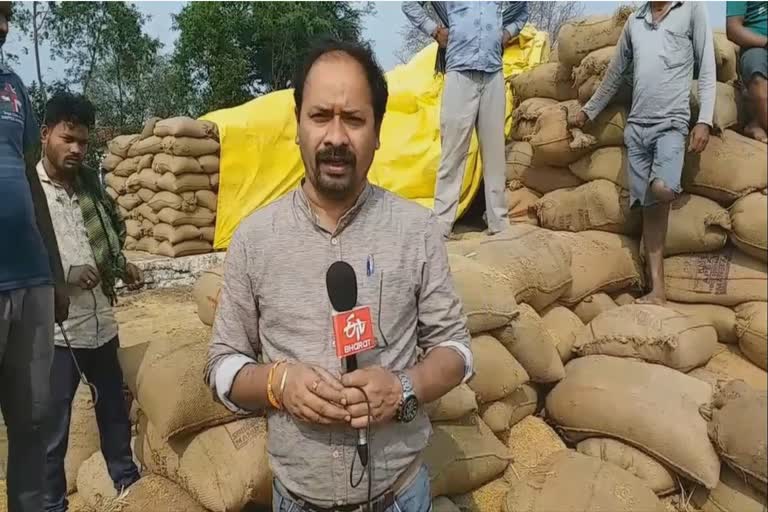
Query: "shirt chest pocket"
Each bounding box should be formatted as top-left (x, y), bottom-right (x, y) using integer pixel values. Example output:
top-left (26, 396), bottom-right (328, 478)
top-left (661, 28), bottom-right (693, 70)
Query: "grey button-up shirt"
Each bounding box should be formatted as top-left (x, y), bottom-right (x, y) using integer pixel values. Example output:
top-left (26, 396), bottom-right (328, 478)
top-left (583, 1), bottom-right (716, 127)
top-left (204, 183), bottom-right (472, 506)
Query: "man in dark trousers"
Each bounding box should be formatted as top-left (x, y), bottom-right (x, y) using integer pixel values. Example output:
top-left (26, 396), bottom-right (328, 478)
top-left (0, 3), bottom-right (69, 511)
top-left (36, 92), bottom-right (142, 512)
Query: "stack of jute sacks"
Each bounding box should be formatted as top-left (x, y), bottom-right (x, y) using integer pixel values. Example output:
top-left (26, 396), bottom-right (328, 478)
top-left (103, 116), bottom-right (221, 258)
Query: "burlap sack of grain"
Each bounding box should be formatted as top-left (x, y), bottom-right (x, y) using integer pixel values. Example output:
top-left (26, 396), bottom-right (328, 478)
top-left (612, 291), bottom-right (637, 306)
top-left (510, 63), bottom-right (577, 102)
top-left (546, 355), bottom-right (721, 488)
top-left (194, 190), bottom-right (217, 212)
top-left (553, 231), bottom-right (644, 306)
top-left (730, 191), bottom-right (768, 262)
top-left (124, 173), bottom-right (142, 194)
top-left (135, 237), bottom-right (159, 253)
top-left (587, 105), bottom-right (628, 148)
top-left (108, 134), bottom-right (140, 158)
top-left (138, 415), bottom-right (271, 510)
top-left (455, 225), bottom-right (572, 311)
top-left (707, 380), bottom-right (768, 494)
top-left (124, 219), bottom-right (143, 240)
top-left (120, 475), bottom-right (209, 512)
top-left (128, 135), bottom-right (164, 158)
top-left (509, 165), bottom-right (583, 195)
top-left (573, 304), bottom-right (718, 371)
top-left (116, 204), bottom-right (130, 220)
top-left (576, 73), bottom-right (634, 106)
top-left (117, 342), bottom-right (149, 396)
top-left (132, 168), bottom-right (161, 192)
top-left (693, 465), bottom-right (768, 512)
top-left (136, 188), bottom-right (155, 204)
top-left (505, 186), bottom-right (540, 225)
top-left (210, 173), bottom-right (219, 190)
top-left (577, 438), bottom-right (676, 495)
top-left (572, 46), bottom-right (615, 90)
top-left (157, 206), bottom-right (215, 228)
top-left (102, 153), bottom-right (123, 173)
top-left (503, 450), bottom-right (665, 512)
top-left (124, 236), bottom-right (137, 251)
top-left (502, 416), bottom-right (566, 483)
top-left (140, 218), bottom-right (153, 236)
top-left (117, 193), bottom-right (142, 212)
top-left (557, 7), bottom-right (632, 65)
top-left (492, 303), bottom-right (565, 383)
top-left (154, 117), bottom-right (218, 140)
top-left (526, 102), bottom-right (590, 167)
top-left (200, 226), bottom-right (215, 243)
top-left (469, 335), bottom-right (530, 404)
top-left (147, 190), bottom-right (197, 213)
top-left (433, 497), bottom-right (461, 512)
top-left (700, 343), bottom-right (768, 392)
top-left (105, 173), bottom-right (128, 194)
top-left (691, 81), bottom-right (738, 132)
top-left (76, 453), bottom-right (116, 508)
top-left (136, 328), bottom-right (240, 439)
top-left (652, 194), bottom-right (732, 256)
top-left (156, 240), bottom-right (212, 258)
top-left (668, 302), bottom-right (738, 344)
top-left (536, 180), bottom-right (641, 235)
top-left (683, 130), bottom-right (768, 204)
top-left (713, 32), bottom-right (739, 84)
top-left (454, 479), bottom-right (510, 512)
top-left (198, 154), bottom-right (220, 174)
top-left (511, 98), bottom-right (558, 140)
top-left (424, 415), bottom-right (511, 497)
top-left (480, 384), bottom-right (540, 433)
top-left (64, 385), bottom-right (100, 495)
top-left (161, 136), bottom-right (220, 158)
top-left (140, 116), bottom-right (161, 140)
top-left (105, 186), bottom-right (118, 201)
top-left (193, 265), bottom-right (223, 326)
top-left (735, 302), bottom-right (768, 370)
top-left (425, 384), bottom-right (478, 422)
top-left (569, 146), bottom-right (628, 189)
top-left (133, 203), bottom-right (159, 224)
top-left (152, 153), bottom-right (204, 176)
top-left (153, 224), bottom-right (202, 244)
top-left (664, 249), bottom-right (768, 306)
top-left (505, 141), bottom-right (533, 181)
top-left (157, 172), bottom-right (211, 194)
top-left (540, 305), bottom-right (584, 362)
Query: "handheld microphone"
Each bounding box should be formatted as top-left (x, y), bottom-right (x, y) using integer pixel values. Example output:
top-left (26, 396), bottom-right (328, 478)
top-left (326, 260), bottom-right (369, 466)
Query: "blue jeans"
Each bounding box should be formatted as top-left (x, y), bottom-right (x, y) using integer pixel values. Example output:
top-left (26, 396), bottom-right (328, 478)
top-left (43, 337), bottom-right (139, 512)
top-left (273, 465), bottom-right (432, 512)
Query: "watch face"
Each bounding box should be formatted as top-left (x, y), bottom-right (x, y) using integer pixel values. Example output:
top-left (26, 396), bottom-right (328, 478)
top-left (400, 396), bottom-right (419, 423)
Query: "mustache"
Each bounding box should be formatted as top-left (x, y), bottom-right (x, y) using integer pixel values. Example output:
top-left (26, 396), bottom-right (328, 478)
top-left (316, 146), bottom-right (355, 167)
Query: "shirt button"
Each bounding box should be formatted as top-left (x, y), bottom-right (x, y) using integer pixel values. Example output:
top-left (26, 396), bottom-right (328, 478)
top-left (332, 450), bottom-right (340, 458)
top-left (331, 238), bottom-right (338, 246)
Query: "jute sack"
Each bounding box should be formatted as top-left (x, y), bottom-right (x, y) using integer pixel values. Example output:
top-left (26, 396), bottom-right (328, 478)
top-left (153, 224), bottom-right (202, 244)
top-left (210, 173), bottom-right (219, 190)
top-left (117, 193), bottom-right (142, 211)
top-left (505, 186), bottom-right (540, 225)
top-left (491, 303), bottom-right (565, 383)
top-left (425, 384), bottom-right (478, 422)
top-left (158, 207), bottom-right (215, 227)
top-left (147, 191), bottom-right (197, 213)
top-left (691, 81), bottom-right (738, 132)
top-left (655, 194), bottom-right (732, 256)
top-left (613, 292), bottom-right (637, 306)
top-left (576, 73), bottom-right (634, 106)
top-left (136, 326), bottom-right (240, 439)
top-left (700, 343), bottom-right (768, 392)
top-left (707, 380), bottom-right (768, 494)
top-left (713, 32), bottom-right (739, 84)
top-left (154, 117), bottom-right (218, 139)
top-left (505, 141), bottom-right (534, 181)
top-left (117, 341), bottom-right (149, 396)
top-left (193, 265), bottom-right (223, 326)
top-left (683, 130), bottom-right (768, 204)
top-left (502, 416), bottom-right (567, 482)
top-left (200, 226), bottom-right (215, 243)
top-left (140, 218), bottom-right (154, 237)
top-left (479, 383), bottom-right (540, 433)
top-left (140, 116), bottom-right (161, 140)
top-left (117, 205), bottom-right (130, 220)
top-left (540, 305), bottom-right (583, 362)
top-left (198, 154), bottom-right (220, 174)
top-left (124, 236), bottom-right (137, 251)
top-left (125, 219), bottom-right (144, 240)
top-left (195, 190), bottom-right (217, 211)
top-left (76, 453), bottom-right (116, 508)
top-left (161, 136), bottom-right (220, 158)
top-left (693, 465), bottom-right (768, 512)
top-left (433, 497), bottom-right (461, 512)
top-left (510, 63), bottom-right (577, 101)
top-left (535, 180), bottom-right (641, 235)
top-left (128, 135), bottom-right (164, 157)
top-left (511, 98), bottom-right (558, 141)
top-left (730, 191), bottom-right (768, 262)
top-left (157, 172), bottom-right (211, 194)
top-left (586, 104), bottom-right (628, 148)
top-left (65, 385), bottom-right (99, 495)
top-left (133, 203), bottom-right (159, 224)
top-left (102, 153), bottom-right (123, 172)
top-left (136, 188), bottom-right (155, 203)
top-left (424, 415), bottom-right (511, 497)
top-left (556, 7), bottom-right (633, 66)
top-left (107, 134), bottom-right (139, 158)
top-left (152, 153), bottom-right (205, 175)
top-left (138, 153), bottom-right (153, 171)
top-left (553, 231), bottom-right (644, 306)
top-left (574, 304), bottom-right (718, 371)
top-left (453, 479), bottom-right (510, 512)
top-left (124, 172), bottom-right (142, 193)
top-left (546, 355), bottom-right (721, 488)
top-left (105, 186), bottom-right (118, 201)
top-left (503, 450), bottom-right (665, 512)
top-left (668, 302), bottom-right (738, 344)
top-left (456, 225), bottom-right (572, 311)
top-left (138, 414), bottom-right (272, 510)
top-left (569, 146), bottom-right (629, 189)
top-left (664, 249), bottom-right (768, 306)
top-left (526, 102), bottom-right (590, 167)
top-left (113, 156), bottom-right (142, 178)
top-left (156, 240), bottom-right (212, 258)
top-left (508, 165), bottom-right (583, 195)
top-left (135, 237), bottom-right (159, 253)
top-left (734, 302), bottom-right (768, 370)
top-left (572, 46), bottom-right (615, 90)
top-left (134, 168), bottom-right (162, 192)
top-left (577, 438), bottom-right (676, 495)
top-left (468, 335), bottom-right (530, 404)
top-left (105, 173), bottom-right (128, 194)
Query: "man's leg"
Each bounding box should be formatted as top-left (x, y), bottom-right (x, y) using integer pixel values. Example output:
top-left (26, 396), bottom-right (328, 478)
top-left (0, 286), bottom-right (54, 512)
top-left (741, 48), bottom-right (768, 142)
top-left (43, 346), bottom-right (82, 512)
top-left (433, 71), bottom-right (481, 239)
top-left (87, 337), bottom-right (140, 491)
top-left (476, 71), bottom-right (509, 235)
top-left (390, 465), bottom-right (432, 512)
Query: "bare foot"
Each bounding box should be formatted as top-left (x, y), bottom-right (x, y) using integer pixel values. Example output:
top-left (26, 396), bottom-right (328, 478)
top-left (744, 122), bottom-right (768, 144)
top-left (635, 291), bottom-right (667, 305)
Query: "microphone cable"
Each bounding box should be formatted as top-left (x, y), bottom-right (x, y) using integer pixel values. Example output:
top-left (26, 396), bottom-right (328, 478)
top-left (348, 385), bottom-right (372, 512)
top-left (56, 288), bottom-right (100, 408)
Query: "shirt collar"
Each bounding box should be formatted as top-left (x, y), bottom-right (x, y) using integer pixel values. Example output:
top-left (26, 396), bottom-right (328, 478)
top-left (637, 2), bottom-right (683, 21)
top-left (294, 179), bottom-right (374, 235)
top-left (36, 160), bottom-right (52, 184)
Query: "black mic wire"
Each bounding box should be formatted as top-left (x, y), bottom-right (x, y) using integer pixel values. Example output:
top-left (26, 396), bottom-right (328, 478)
top-left (348, 385), bottom-right (372, 512)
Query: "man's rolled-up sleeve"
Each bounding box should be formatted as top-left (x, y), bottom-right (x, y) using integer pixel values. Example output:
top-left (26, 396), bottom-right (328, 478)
top-left (204, 226), bottom-right (262, 413)
top-left (416, 214), bottom-right (473, 382)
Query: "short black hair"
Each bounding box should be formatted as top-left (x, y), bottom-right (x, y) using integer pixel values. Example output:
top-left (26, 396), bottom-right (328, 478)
top-left (0, 1), bottom-right (12, 20)
top-left (293, 39), bottom-right (388, 129)
top-left (44, 92), bottom-right (96, 130)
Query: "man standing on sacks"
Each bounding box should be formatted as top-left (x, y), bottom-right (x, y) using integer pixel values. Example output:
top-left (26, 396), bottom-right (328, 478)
top-left (205, 40), bottom-right (472, 511)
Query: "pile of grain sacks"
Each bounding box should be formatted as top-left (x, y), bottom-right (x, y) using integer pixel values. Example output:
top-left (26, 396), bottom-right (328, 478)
top-left (103, 116), bottom-right (220, 258)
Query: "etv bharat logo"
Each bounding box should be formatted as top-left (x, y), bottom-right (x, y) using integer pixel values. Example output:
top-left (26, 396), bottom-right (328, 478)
top-left (333, 306), bottom-right (376, 358)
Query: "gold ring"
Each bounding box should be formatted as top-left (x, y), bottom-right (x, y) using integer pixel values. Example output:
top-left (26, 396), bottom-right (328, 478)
top-left (312, 380), bottom-right (319, 392)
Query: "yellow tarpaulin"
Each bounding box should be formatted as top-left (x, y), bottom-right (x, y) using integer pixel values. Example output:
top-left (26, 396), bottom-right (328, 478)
top-left (202, 26), bottom-right (549, 249)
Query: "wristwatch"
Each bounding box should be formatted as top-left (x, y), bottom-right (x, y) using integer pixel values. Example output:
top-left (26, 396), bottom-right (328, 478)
top-left (395, 372), bottom-right (419, 423)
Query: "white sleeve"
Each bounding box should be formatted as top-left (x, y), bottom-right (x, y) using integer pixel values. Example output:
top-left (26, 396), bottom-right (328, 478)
top-left (213, 353), bottom-right (257, 414)
top-left (427, 340), bottom-right (475, 384)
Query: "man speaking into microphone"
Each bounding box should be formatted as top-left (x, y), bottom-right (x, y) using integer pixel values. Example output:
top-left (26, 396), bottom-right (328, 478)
top-left (204, 39), bottom-right (471, 511)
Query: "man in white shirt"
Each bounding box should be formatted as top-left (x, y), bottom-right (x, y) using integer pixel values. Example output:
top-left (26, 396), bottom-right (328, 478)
top-left (37, 92), bottom-right (142, 512)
